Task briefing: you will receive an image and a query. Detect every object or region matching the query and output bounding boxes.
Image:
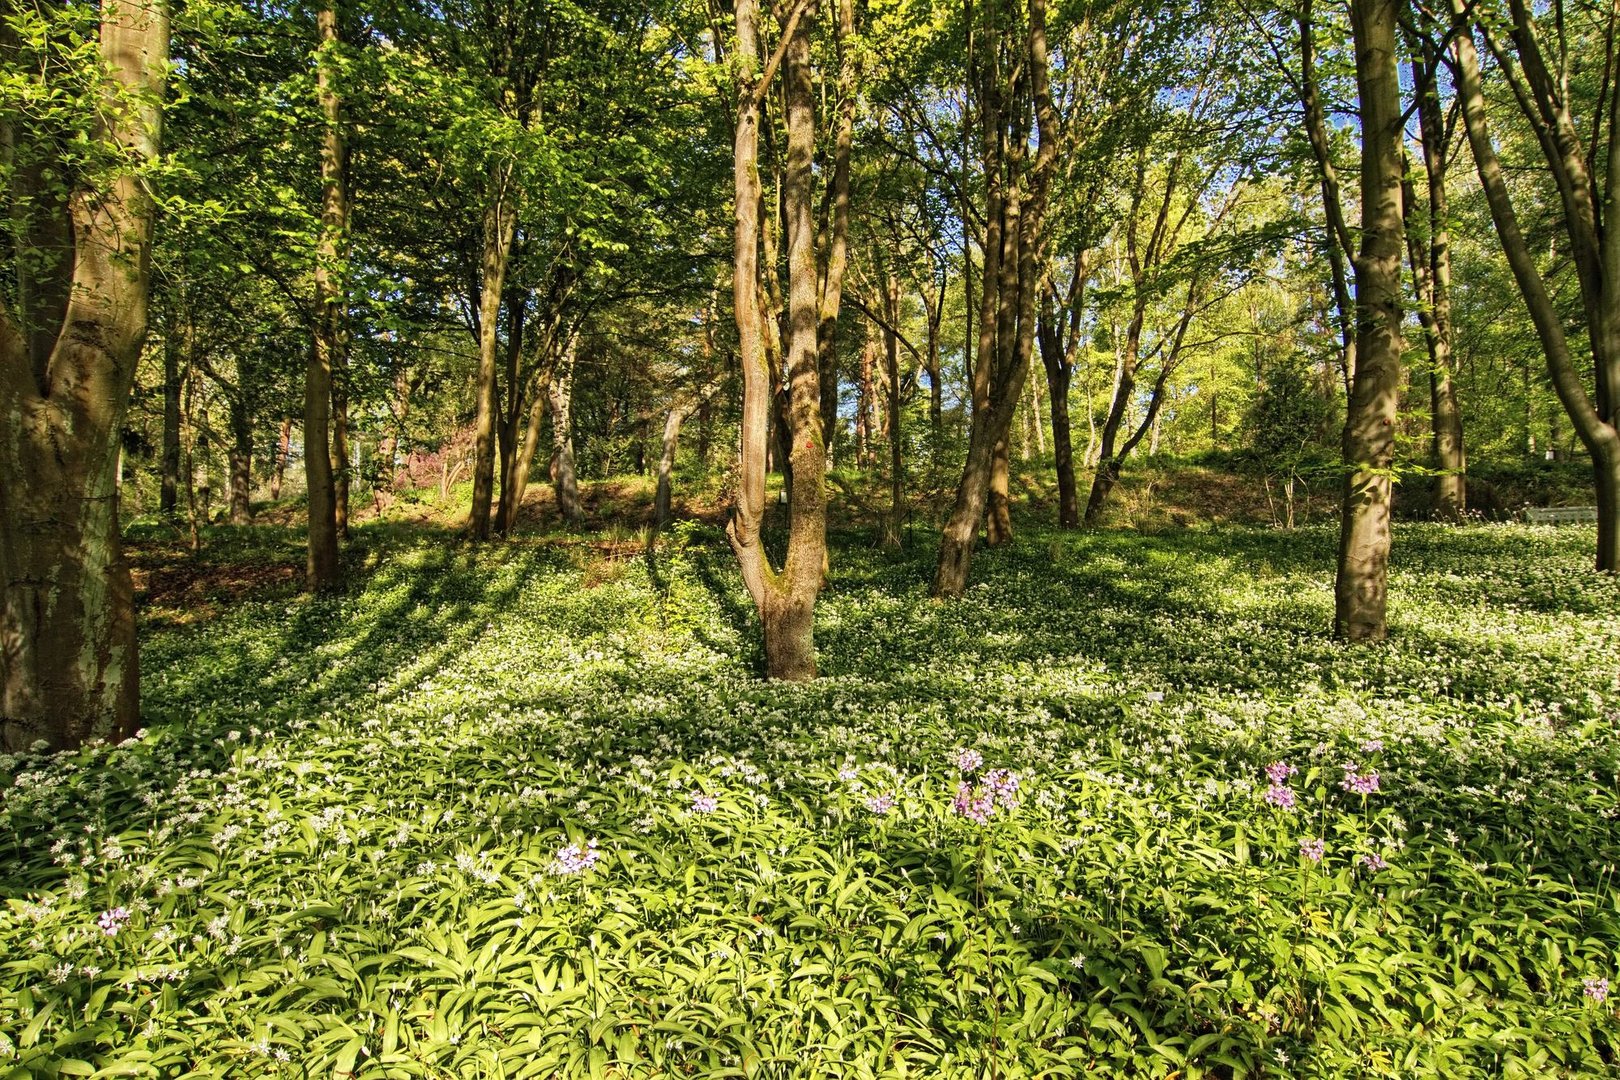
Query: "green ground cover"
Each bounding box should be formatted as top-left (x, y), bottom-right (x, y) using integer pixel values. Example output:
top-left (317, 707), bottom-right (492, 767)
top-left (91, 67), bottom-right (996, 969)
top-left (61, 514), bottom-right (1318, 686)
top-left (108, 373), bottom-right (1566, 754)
top-left (2, 522), bottom-right (1618, 1078)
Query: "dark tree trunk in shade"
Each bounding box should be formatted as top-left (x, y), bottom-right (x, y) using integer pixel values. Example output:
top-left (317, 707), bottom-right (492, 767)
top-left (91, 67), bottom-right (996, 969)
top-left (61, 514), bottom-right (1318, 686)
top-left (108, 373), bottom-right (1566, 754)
top-left (305, 0), bottom-right (344, 590)
top-left (161, 337), bottom-right (182, 513)
top-left (228, 394), bottom-right (253, 525)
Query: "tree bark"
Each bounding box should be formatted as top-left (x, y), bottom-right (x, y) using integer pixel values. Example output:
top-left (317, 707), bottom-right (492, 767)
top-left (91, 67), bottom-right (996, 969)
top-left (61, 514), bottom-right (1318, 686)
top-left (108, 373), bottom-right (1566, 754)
top-left (726, 0), bottom-right (829, 680)
top-left (1406, 44), bottom-right (1465, 519)
top-left (1298, 0), bottom-right (1358, 394)
top-left (0, 0), bottom-right (166, 751)
top-left (881, 273), bottom-right (904, 547)
top-left (549, 335), bottom-right (582, 526)
top-left (468, 175), bottom-right (517, 541)
top-left (932, 0), bottom-right (1059, 596)
top-left (1038, 275), bottom-right (1082, 527)
top-left (332, 370), bottom-right (349, 537)
top-left (161, 335), bottom-right (182, 514)
top-left (814, 0), bottom-right (856, 466)
top-left (271, 417), bottom-right (291, 500)
top-left (654, 404), bottom-right (685, 528)
top-left (306, 0), bottom-right (344, 589)
top-left (1448, 0), bottom-right (1620, 567)
top-left (1333, 0), bottom-right (1405, 641)
top-left (228, 394), bottom-right (253, 525)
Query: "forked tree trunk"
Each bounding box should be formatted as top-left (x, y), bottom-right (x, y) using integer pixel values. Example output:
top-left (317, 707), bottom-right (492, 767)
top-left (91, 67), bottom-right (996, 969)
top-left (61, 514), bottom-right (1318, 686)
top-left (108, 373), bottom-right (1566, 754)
top-left (0, 0), bottom-right (166, 751)
top-left (933, 0), bottom-right (1059, 597)
top-left (1447, 0), bottom-right (1620, 567)
top-left (726, 0), bottom-right (832, 680)
top-left (1333, 0), bottom-right (1405, 641)
top-left (306, 0), bottom-right (344, 590)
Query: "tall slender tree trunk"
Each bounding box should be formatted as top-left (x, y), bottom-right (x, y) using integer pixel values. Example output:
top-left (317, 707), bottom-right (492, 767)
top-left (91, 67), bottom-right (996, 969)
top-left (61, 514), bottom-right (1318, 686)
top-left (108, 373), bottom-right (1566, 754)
top-left (654, 405), bottom-right (685, 529)
top-left (1448, 0), bottom-right (1620, 569)
top-left (549, 335), bottom-right (582, 526)
top-left (306, 0), bottom-right (345, 589)
top-left (271, 417), bottom-right (291, 500)
top-left (1333, 0), bottom-right (1405, 641)
top-left (332, 374), bottom-right (349, 537)
top-left (228, 395), bottom-right (253, 524)
top-left (1407, 44), bottom-right (1465, 519)
top-left (0, 0), bottom-right (166, 750)
top-left (881, 273), bottom-right (904, 547)
top-left (161, 334), bottom-right (182, 514)
top-left (468, 176), bottom-right (517, 540)
top-left (1039, 282), bottom-right (1079, 527)
top-left (1299, 0), bottom-right (1358, 394)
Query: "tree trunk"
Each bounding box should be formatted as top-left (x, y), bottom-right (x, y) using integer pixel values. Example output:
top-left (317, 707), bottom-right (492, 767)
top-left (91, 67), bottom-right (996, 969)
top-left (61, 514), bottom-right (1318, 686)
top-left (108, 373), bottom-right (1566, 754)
top-left (986, 435), bottom-right (1012, 544)
top-left (228, 394), bottom-right (253, 524)
top-left (468, 177), bottom-right (517, 541)
top-left (654, 405), bottom-right (685, 529)
top-left (332, 348), bottom-right (350, 537)
top-left (1299, 0), bottom-right (1358, 394)
top-left (1448, 2), bottom-right (1620, 568)
top-left (881, 273), bottom-right (904, 547)
top-left (0, 0), bottom-right (166, 751)
top-left (306, 0), bottom-right (344, 590)
top-left (1333, 0), bottom-right (1405, 641)
top-left (1041, 342), bottom-right (1077, 527)
top-left (856, 331), bottom-right (875, 465)
top-left (933, 0), bottom-right (1059, 596)
top-left (1407, 45), bottom-right (1465, 519)
top-left (271, 417), bottom-right (291, 500)
top-left (726, 0), bottom-right (829, 681)
top-left (161, 335), bottom-right (182, 514)
top-left (549, 335), bottom-right (582, 526)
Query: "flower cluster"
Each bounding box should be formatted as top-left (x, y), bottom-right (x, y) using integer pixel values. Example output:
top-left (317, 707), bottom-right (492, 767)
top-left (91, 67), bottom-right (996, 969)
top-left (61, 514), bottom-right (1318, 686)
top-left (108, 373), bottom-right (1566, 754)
top-left (863, 794), bottom-right (896, 816)
top-left (546, 839), bottom-right (601, 876)
top-left (1357, 852), bottom-right (1389, 872)
top-left (96, 907), bottom-right (130, 937)
top-left (952, 765), bottom-right (1020, 826)
top-left (1340, 765), bottom-right (1380, 795)
top-left (951, 748), bottom-right (983, 775)
top-left (1584, 976), bottom-right (1609, 1004)
top-left (1262, 761), bottom-right (1297, 811)
top-left (689, 793), bottom-right (718, 814)
top-left (1298, 838), bottom-right (1325, 863)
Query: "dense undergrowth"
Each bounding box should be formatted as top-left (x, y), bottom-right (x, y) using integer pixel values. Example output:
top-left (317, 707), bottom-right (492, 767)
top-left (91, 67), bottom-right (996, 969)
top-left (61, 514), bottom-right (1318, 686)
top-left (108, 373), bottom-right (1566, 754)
top-left (2, 520), bottom-right (1618, 1078)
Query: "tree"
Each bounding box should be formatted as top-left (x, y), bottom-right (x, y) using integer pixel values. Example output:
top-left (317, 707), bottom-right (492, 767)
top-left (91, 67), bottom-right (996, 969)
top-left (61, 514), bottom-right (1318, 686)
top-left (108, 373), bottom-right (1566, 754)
top-left (1, 0), bottom-right (170, 749)
top-left (1447, 0), bottom-right (1620, 569)
top-left (1332, 0), bottom-right (1404, 640)
top-left (307, 0), bottom-right (346, 587)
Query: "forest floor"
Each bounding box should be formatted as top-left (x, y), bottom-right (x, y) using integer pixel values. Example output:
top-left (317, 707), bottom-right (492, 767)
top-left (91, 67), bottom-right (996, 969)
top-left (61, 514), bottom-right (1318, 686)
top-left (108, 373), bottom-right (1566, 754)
top-left (4, 510), bottom-right (1619, 1077)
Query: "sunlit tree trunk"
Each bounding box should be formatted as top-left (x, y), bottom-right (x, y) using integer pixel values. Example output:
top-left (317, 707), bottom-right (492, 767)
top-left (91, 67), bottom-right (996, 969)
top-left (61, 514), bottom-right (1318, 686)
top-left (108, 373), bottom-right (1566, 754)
top-left (1333, 0), bottom-right (1405, 640)
top-left (726, 0), bottom-right (830, 680)
top-left (228, 394), bottom-right (253, 525)
top-left (881, 273), bottom-right (904, 547)
top-left (271, 417), bottom-right (291, 500)
top-left (654, 404), bottom-right (685, 529)
top-left (306, 0), bottom-right (344, 589)
top-left (0, 0), bottom-right (167, 750)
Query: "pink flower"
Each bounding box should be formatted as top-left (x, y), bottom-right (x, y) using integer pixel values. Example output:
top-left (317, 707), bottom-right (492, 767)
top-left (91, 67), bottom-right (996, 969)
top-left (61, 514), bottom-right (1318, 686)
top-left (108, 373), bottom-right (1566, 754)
top-left (689, 793), bottom-right (718, 814)
top-left (952, 781), bottom-right (993, 825)
top-left (1265, 761), bottom-right (1297, 785)
top-left (96, 907), bottom-right (130, 936)
top-left (864, 794), bottom-right (896, 816)
top-left (983, 769), bottom-right (1021, 809)
top-left (546, 839), bottom-right (601, 876)
top-left (1584, 976), bottom-right (1609, 1004)
top-left (1264, 783), bottom-right (1297, 810)
top-left (952, 749), bottom-right (984, 775)
top-left (1340, 765), bottom-right (1380, 795)
top-left (1298, 838), bottom-right (1325, 863)
top-left (1358, 852), bottom-right (1389, 872)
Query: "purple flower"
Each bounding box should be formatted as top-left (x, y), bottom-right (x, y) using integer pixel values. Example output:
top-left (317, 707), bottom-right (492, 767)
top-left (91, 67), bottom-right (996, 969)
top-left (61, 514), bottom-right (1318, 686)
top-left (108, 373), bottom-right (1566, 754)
top-left (689, 793), bottom-right (718, 814)
top-left (983, 768), bottom-right (1021, 809)
top-left (1584, 976), bottom-right (1609, 1004)
top-left (1264, 783), bottom-right (1297, 810)
top-left (952, 781), bottom-right (993, 825)
top-left (1340, 765), bottom-right (1380, 795)
top-left (1358, 852), bottom-right (1389, 872)
top-left (547, 839), bottom-right (601, 876)
top-left (952, 749), bottom-right (984, 775)
top-left (96, 907), bottom-right (130, 936)
top-left (1298, 838), bottom-right (1325, 863)
top-left (864, 794), bottom-right (896, 816)
top-left (1265, 761), bottom-right (1297, 785)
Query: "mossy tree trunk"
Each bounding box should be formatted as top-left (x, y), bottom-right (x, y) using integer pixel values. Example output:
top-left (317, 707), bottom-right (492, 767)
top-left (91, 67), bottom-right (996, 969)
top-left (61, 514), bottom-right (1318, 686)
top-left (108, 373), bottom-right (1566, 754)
top-left (0, 0), bottom-right (168, 751)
